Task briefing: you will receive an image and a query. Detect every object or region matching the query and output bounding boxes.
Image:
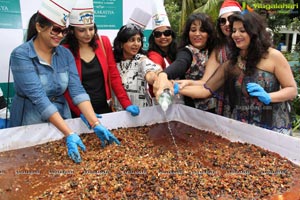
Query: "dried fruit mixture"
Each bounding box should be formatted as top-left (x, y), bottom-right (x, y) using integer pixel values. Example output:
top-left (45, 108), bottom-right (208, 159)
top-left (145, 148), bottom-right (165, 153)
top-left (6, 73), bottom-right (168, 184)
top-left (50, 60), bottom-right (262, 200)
top-left (0, 122), bottom-right (299, 200)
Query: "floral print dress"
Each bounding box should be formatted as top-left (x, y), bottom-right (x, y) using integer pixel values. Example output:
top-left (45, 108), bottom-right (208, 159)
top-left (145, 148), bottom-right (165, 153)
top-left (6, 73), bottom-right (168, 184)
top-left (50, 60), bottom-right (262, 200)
top-left (230, 69), bottom-right (292, 135)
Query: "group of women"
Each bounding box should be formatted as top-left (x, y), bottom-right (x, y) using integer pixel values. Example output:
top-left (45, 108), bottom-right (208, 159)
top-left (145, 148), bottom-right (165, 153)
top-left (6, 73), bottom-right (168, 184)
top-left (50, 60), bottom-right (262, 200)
top-left (154, 0), bottom-right (297, 136)
top-left (7, 0), bottom-right (170, 163)
top-left (6, 0), bottom-right (297, 163)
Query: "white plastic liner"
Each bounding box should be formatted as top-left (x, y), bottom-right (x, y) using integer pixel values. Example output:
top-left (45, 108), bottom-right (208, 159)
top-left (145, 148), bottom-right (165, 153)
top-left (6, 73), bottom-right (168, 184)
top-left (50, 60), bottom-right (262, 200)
top-left (0, 104), bottom-right (299, 166)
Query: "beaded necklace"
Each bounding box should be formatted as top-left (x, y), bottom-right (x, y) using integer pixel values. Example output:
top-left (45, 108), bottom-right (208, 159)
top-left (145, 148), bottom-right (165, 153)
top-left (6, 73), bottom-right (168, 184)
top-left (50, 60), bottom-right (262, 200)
top-left (120, 59), bottom-right (133, 72)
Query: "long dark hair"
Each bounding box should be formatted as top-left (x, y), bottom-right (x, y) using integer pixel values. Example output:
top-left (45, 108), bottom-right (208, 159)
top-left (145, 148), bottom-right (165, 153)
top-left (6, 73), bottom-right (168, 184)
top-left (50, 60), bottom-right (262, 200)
top-left (61, 24), bottom-right (99, 58)
top-left (179, 13), bottom-right (216, 55)
top-left (113, 23), bottom-right (145, 63)
top-left (147, 28), bottom-right (177, 62)
top-left (26, 12), bottom-right (52, 42)
top-left (228, 12), bottom-right (272, 75)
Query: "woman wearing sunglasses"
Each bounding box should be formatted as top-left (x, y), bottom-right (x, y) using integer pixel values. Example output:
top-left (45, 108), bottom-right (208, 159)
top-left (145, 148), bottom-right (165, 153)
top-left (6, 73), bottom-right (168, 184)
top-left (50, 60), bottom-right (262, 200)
top-left (147, 1), bottom-right (177, 98)
top-left (9, 1), bottom-right (119, 164)
top-left (155, 13), bottom-right (217, 112)
top-left (62, 1), bottom-right (139, 117)
top-left (200, 0), bottom-right (242, 115)
top-left (148, 28), bottom-right (177, 99)
top-left (113, 23), bottom-right (172, 109)
top-left (148, 29), bottom-right (176, 68)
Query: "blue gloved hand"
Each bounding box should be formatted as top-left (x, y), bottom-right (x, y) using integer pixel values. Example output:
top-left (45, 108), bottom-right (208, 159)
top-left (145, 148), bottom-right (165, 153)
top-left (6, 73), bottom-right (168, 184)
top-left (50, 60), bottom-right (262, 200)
top-left (125, 105), bottom-right (140, 116)
top-left (66, 133), bottom-right (86, 163)
top-left (93, 124), bottom-right (121, 148)
top-left (246, 83), bottom-right (271, 105)
top-left (0, 118), bottom-right (9, 129)
top-left (173, 83), bottom-right (179, 95)
top-left (80, 113), bottom-right (102, 129)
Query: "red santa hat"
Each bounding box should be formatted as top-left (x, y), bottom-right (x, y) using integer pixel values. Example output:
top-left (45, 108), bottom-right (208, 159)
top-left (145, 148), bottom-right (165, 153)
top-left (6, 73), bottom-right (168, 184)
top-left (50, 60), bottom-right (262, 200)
top-left (219, 0), bottom-right (242, 17)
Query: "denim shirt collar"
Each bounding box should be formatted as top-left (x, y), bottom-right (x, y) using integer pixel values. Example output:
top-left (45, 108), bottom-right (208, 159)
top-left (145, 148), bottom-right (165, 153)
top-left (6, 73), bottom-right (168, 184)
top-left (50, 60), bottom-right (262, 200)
top-left (28, 37), bottom-right (58, 59)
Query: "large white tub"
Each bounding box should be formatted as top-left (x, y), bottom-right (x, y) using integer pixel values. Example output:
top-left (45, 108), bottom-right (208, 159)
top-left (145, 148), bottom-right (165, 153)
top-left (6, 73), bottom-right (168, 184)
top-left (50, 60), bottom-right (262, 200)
top-left (0, 104), bottom-right (299, 166)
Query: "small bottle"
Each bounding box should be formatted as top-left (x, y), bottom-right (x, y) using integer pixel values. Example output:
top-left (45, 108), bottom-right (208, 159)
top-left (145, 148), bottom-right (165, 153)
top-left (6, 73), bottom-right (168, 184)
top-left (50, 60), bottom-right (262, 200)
top-left (158, 89), bottom-right (173, 112)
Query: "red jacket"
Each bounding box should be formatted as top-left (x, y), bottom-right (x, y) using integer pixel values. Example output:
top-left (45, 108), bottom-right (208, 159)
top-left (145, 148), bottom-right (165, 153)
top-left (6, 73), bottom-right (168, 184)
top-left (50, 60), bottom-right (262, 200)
top-left (63, 35), bottom-right (131, 116)
top-left (148, 50), bottom-right (171, 70)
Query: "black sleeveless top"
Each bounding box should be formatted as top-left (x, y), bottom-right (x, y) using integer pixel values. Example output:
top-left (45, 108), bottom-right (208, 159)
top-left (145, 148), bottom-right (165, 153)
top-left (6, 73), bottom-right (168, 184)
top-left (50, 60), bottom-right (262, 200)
top-left (81, 56), bottom-right (111, 114)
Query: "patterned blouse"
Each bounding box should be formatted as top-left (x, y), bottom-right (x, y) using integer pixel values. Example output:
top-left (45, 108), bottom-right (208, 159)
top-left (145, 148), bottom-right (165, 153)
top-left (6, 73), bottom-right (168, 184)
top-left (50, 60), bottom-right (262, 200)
top-left (185, 45), bottom-right (216, 111)
top-left (114, 53), bottom-right (160, 110)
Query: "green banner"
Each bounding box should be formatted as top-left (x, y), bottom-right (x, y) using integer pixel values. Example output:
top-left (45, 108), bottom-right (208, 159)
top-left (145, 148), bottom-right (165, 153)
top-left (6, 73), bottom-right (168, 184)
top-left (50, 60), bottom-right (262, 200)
top-left (0, 83), bottom-right (14, 108)
top-left (0, 0), bottom-right (22, 29)
top-left (142, 30), bottom-right (151, 51)
top-left (94, 0), bottom-right (122, 30)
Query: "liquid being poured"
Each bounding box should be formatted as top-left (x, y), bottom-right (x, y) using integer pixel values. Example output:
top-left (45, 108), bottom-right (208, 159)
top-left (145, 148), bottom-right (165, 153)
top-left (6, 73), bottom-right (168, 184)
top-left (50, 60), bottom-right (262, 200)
top-left (159, 89), bottom-right (181, 157)
top-left (162, 111), bottom-right (180, 155)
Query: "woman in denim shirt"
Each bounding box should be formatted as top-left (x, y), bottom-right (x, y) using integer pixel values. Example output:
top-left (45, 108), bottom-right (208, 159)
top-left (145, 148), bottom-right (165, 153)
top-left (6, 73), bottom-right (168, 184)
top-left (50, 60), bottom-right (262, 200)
top-left (9, 5), bottom-right (119, 163)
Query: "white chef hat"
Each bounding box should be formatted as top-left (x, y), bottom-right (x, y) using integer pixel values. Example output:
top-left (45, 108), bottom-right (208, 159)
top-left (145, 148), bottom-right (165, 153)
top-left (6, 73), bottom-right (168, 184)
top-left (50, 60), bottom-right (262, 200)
top-left (38, 0), bottom-right (75, 27)
top-left (152, 0), bottom-right (170, 30)
top-left (127, 7), bottom-right (151, 30)
top-left (69, 0), bottom-right (94, 26)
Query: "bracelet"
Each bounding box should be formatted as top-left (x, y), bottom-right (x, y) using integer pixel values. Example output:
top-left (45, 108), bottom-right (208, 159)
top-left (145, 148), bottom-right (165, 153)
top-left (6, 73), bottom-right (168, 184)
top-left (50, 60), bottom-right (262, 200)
top-left (91, 121), bottom-right (100, 129)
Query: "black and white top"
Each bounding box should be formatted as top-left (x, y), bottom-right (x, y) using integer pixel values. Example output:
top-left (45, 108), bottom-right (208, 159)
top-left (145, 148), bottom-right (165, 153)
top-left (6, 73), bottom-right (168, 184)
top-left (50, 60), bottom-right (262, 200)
top-left (114, 53), bottom-right (160, 110)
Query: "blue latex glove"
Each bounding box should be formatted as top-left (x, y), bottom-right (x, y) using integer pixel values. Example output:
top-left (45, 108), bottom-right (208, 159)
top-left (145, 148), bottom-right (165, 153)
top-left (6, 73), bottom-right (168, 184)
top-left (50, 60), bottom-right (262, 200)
top-left (173, 83), bottom-right (179, 95)
top-left (126, 105), bottom-right (140, 116)
top-left (66, 133), bottom-right (86, 163)
top-left (246, 83), bottom-right (271, 105)
top-left (0, 118), bottom-right (9, 129)
top-left (93, 124), bottom-right (121, 148)
top-left (80, 113), bottom-right (102, 129)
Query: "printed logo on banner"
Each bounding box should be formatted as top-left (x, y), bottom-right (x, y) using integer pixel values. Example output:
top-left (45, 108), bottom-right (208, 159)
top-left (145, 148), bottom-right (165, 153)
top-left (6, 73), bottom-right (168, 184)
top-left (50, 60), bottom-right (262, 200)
top-left (0, 0), bottom-right (22, 29)
top-left (94, 0), bottom-right (122, 30)
top-left (143, 30), bottom-right (151, 50)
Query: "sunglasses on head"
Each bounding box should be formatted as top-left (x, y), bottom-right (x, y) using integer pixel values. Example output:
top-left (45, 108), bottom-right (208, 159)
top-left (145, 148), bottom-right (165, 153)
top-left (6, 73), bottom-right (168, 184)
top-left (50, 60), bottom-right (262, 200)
top-left (153, 29), bottom-right (173, 38)
top-left (120, 23), bottom-right (141, 33)
top-left (218, 17), bottom-right (230, 26)
top-left (50, 25), bottom-right (68, 36)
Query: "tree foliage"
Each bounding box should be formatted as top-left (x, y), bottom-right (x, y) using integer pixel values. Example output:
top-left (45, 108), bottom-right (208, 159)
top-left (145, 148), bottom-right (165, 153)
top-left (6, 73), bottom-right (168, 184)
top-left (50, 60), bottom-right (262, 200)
top-left (165, 0), bottom-right (298, 47)
top-left (165, 0), bottom-right (181, 38)
top-left (193, 0), bottom-right (222, 22)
